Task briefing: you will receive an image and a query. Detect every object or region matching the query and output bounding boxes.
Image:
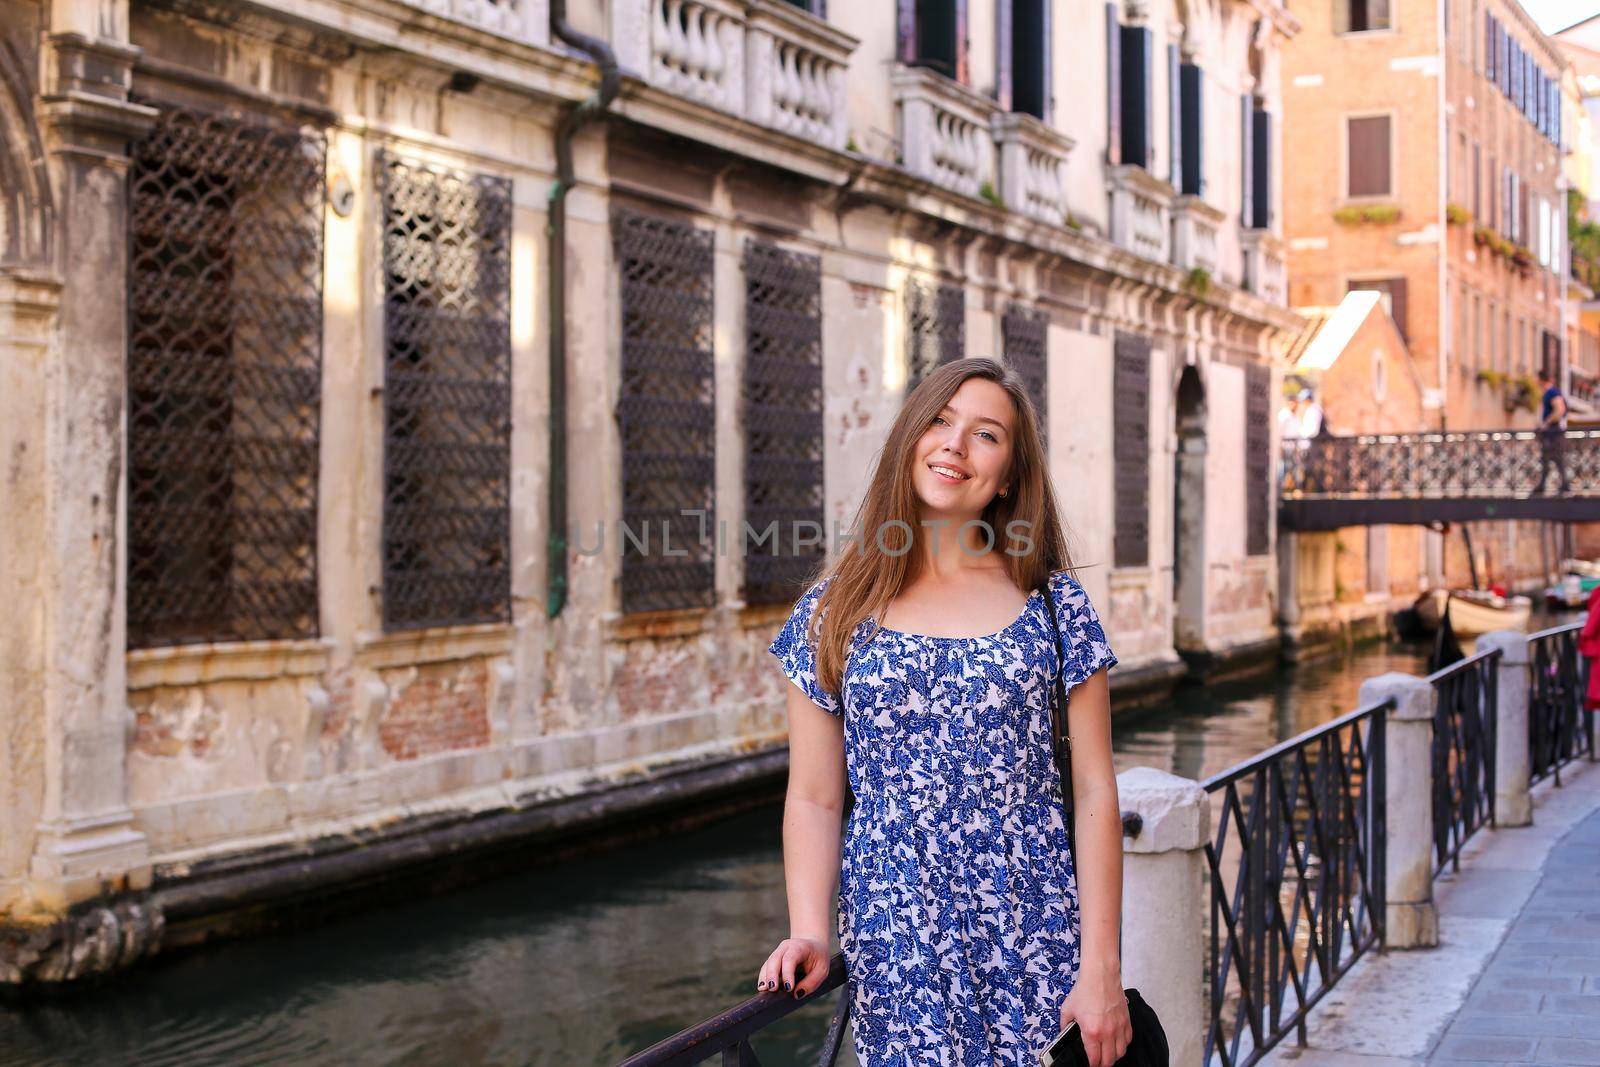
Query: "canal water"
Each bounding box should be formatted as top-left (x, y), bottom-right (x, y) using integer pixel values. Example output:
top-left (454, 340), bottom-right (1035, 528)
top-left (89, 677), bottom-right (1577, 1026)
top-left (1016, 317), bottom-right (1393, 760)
top-left (0, 632), bottom-right (1484, 1067)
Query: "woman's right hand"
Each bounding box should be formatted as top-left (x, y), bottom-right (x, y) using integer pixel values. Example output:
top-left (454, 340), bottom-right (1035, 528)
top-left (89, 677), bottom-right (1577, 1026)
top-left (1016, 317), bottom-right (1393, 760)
top-left (755, 936), bottom-right (829, 999)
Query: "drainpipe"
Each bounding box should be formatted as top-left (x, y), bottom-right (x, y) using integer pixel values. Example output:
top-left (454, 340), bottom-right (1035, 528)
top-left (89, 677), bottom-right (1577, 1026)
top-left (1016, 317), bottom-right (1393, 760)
top-left (548, 1), bottom-right (619, 619)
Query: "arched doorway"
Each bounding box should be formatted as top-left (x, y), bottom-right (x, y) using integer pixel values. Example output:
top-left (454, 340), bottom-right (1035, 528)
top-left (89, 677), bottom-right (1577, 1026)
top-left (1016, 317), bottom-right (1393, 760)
top-left (1173, 363), bottom-right (1207, 652)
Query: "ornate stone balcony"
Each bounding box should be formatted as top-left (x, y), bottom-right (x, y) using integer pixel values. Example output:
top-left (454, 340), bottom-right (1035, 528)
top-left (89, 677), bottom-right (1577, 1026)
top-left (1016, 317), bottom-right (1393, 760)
top-left (1108, 164), bottom-right (1174, 264)
top-left (991, 112), bottom-right (1073, 227)
top-left (891, 64), bottom-right (999, 200)
top-left (399, 0), bottom-right (549, 45)
top-left (1170, 195), bottom-right (1223, 277)
top-left (1241, 229), bottom-right (1287, 306)
top-left (612, 0), bottom-right (855, 151)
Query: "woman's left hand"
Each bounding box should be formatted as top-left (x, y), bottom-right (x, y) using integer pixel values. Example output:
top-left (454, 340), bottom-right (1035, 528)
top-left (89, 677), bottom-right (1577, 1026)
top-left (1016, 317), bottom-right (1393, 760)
top-left (1059, 964), bottom-right (1133, 1067)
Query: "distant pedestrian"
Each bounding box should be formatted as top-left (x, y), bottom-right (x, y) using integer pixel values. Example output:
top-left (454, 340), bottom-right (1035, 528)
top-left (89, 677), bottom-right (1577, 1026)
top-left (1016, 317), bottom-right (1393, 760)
top-left (1579, 582), bottom-right (1600, 712)
top-left (1532, 368), bottom-right (1569, 496)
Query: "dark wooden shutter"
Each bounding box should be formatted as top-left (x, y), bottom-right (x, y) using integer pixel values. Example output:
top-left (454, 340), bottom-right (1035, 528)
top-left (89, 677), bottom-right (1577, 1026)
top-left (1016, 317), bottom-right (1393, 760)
top-left (1120, 25), bottom-right (1152, 169)
top-left (1251, 106), bottom-right (1272, 229)
top-left (1245, 363), bottom-right (1271, 557)
top-left (1349, 277), bottom-right (1408, 343)
top-left (1106, 4), bottom-right (1121, 165)
top-left (1346, 114), bottom-right (1391, 198)
top-left (1180, 62), bottom-right (1204, 196)
top-left (1472, 141), bottom-right (1481, 219)
top-left (1113, 331), bottom-right (1150, 568)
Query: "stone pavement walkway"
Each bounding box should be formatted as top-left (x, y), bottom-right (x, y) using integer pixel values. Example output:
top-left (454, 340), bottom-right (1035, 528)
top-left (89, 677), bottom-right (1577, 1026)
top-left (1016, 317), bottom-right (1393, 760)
top-left (1265, 759), bottom-right (1600, 1067)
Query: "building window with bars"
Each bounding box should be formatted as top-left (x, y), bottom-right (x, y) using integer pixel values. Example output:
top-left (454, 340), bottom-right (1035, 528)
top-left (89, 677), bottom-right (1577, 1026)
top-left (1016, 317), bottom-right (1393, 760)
top-left (1245, 363), bottom-right (1271, 557)
top-left (125, 101), bottom-right (326, 650)
top-left (614, 209), bottom-right (717, 615)
top-left (742, 240), bottom-right (825, 607)
top-left (1345, 113), bottom-right (1393, 200)
top-left (1113, 331), bottom-right (1150, 568)
top-left (905, 278), bottom-right (965, 391)
top-left (378, 152), bottom-right (513, 631)
top-left (1002, 304), bottom-right (1048, 438)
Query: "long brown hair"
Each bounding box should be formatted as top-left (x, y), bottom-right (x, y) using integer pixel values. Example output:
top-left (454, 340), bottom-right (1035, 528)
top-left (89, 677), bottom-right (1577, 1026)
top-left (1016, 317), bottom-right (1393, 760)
top-left (805, 357), bottom-right (1077, 696)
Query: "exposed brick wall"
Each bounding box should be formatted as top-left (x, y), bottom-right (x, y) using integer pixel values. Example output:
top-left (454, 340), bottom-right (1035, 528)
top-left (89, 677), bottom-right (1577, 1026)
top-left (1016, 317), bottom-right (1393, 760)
top-left (378, 660), bottom-right (490, 760)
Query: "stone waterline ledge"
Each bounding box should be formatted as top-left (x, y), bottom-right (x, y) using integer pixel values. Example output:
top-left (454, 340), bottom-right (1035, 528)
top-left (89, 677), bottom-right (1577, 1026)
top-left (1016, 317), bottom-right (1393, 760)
top-left (0, 665), bottom-right (1185, 991)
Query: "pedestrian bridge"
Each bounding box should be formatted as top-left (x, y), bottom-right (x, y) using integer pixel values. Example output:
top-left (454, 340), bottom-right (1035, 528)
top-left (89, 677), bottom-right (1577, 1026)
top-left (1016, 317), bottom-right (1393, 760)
top-left (1280, 428), bottom-right (1600, 530)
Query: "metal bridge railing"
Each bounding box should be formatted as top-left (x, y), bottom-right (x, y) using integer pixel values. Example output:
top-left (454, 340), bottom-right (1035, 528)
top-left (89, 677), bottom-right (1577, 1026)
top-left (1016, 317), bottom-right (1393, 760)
top-left (1200, 701), bottom-right (1390, 1067)
top-left (1425, 649), bottom-right (1500, 877)
top-left (1280, 429), bottom-right (1600, 499)
top-left (618, 952), bottom-right (850, 1067)
top-left (1528, 621), bottom-right (1596, 786)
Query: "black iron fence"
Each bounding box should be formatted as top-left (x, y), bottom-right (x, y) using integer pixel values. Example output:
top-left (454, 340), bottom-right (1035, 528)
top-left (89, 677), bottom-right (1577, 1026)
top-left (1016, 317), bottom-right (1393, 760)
top-left (1280, 430), bottom-right (1600, 499)
top-left (1426, 649), bottom-right (1500, 877)
top-left (1201, 701), bottom-right (1389, 1067)
top-left (618, 953), bottom-right (850, 1067)
top-left (1528, 621), bottom-right (1596, 786)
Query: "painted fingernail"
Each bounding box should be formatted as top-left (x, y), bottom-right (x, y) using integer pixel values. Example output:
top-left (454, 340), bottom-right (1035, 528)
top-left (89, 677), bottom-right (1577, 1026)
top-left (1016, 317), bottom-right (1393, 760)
top-left (784, 981), bottom-right (792, 990)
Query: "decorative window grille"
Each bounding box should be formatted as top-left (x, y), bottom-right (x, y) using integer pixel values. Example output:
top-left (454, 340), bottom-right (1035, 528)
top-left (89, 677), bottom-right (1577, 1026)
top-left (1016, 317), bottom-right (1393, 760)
top-left (125, 101), bottom-right (326, 649)
top-left (378, 152), bottom-right (513, 630)
top-left (614, 208), bottom-right (717, 614)
top-left (742, 240), bottom-right (825, 607)
top-left (1113, 331), bottom-right (1150, 568)
top-left (1003, 303), bottom-right (1048, 437)
top-left (1246, 362), bottom-right (1272, 556)
top-left (905, 278), bottom-right (964, 392)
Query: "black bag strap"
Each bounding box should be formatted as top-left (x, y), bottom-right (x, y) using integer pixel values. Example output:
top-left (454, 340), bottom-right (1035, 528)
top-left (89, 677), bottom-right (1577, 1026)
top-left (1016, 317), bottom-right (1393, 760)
top-left (1036, 573), bottom-right (1077, 868)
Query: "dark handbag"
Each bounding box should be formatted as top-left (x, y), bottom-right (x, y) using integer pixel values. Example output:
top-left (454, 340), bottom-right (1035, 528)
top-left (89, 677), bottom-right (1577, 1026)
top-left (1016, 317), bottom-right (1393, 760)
top-left (1037, 576), bottom-right (1170, 1067)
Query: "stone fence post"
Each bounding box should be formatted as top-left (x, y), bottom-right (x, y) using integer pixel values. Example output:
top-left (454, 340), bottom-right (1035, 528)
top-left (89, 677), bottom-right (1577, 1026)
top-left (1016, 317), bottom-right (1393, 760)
top-left (1359, 672), bottom-right (1439, 948)
top-left (1478, 629), bottom-right (1533, 827)
top-left (1117, 767), bottom-right (1208, 1067)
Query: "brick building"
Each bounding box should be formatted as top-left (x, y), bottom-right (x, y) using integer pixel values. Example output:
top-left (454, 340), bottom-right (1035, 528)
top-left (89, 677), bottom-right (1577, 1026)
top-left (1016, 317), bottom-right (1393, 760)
top-left (1281, 0), bottom-right (1577, 590)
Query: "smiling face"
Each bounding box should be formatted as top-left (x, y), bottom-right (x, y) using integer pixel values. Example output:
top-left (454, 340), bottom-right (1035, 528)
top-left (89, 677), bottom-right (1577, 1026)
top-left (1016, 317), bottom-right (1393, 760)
top-left (911, 377), bottom-right (1017, 520)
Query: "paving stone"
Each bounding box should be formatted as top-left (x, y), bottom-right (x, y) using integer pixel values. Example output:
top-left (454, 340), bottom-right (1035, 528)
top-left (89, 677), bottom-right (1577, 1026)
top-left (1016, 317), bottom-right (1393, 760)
top-left (1431, 1034), bottom-right (1539, 1061)
top-left (1546, 995), bottom-right (1600, 1018)
top-left (1449, 1014), bottom-right (1579, 1038)
top-left (1549, 959), bottom-right (1600, 980)
top-left (1489, 976), bottom-right (1589, 994)
top-left (1534, 1037), bottom-right (1600, 1065)
top-left (1466, 990), bottom-right (1545, 1014)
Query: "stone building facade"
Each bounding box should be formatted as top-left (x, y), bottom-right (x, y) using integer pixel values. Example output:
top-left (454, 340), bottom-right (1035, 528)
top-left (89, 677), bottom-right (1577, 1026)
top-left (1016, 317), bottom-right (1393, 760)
top-left (0, 0), bottom-right (1299, 983)
top-left (1280, 0), bottom-right (1583, 591)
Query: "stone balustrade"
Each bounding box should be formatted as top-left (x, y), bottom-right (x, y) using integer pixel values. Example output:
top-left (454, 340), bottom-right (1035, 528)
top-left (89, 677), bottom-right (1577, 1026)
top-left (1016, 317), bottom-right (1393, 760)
top-left (399, 0), bottom-right (549, 45)
top-left (613, 0), bottom-right (855, 151)
top-left (1108, 164), bottom-right (1174, 264)
top-left (991, 112), bottom-right (1073, 227)
top-left (1241, 228), bottom-right (1287, 305)
top-left (1170, 194), bottom-right (1223, 277)
top-left (891, 64), bottom-right (998, 200)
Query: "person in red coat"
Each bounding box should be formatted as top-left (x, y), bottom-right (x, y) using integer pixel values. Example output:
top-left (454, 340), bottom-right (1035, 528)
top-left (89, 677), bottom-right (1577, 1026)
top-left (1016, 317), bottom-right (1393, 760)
top-left (1579, 583), bottom-right (1600, 711)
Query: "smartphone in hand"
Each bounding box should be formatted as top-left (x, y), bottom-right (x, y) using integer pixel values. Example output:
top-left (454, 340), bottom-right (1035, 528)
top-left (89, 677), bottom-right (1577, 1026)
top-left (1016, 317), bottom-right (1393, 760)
top-left (1040, 1020), bottom-right (1091, 1067)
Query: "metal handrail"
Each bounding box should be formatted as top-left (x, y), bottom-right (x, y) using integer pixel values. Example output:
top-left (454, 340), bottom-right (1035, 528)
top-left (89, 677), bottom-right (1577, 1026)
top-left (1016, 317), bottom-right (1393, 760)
top-left (1201, 699), bottom-right (1390, 1067)
top-left (618, 952), bottom-right (849, 1067)
top-left (1528, 619), bottom-right (1595, 786)
top-left (1280, 429), bottom-right (1600, 500)
top-left (1426, 648), bottom-right (1500, 876)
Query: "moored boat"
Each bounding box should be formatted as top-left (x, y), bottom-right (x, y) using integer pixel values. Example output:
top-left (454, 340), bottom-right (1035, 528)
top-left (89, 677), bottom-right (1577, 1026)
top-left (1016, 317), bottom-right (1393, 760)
top-left (1413, 588), bottom-right (1532, 637)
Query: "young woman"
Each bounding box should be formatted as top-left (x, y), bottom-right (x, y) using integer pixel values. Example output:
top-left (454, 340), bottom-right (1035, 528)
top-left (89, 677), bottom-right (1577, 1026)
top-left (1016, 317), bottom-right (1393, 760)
top-left (757, 358), bottom-right (1133, 1066)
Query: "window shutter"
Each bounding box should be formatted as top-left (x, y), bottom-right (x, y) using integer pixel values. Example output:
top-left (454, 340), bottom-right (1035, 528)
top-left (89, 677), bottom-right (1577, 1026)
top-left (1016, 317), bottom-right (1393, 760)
top-left (1245, 363), bottom-right (1271, 557)
top-left (1251, 106), bottom-right (1271, 229)
top-left (1106, 4), bottom-right (1121, 165)
top-left (1334, 0), bottom-right (1350, 34)
top-left (1120, 25), bottom-right (1152, 169)
top-left (1472, 141), bottom-right (1481, 219)
top-left (997, 0), bottom-right (1013, 111)
top-left (1484, 15), bottom-right (1495, 81)
top-left (1181, 62), bottom-right (1204, 197)
top-left (1389, 277), bottom-right (1409, 344)
top-left (1370, 0), bottom-right (1390, 29)
top-left (897, 0), bottom-right (916, 62)
top-left (954, 0), bottom-right (969, 85)
top-left (1347, 114), bottom-right (1391, 198)
top-left (1169, 43), bottom-right (1181, 188)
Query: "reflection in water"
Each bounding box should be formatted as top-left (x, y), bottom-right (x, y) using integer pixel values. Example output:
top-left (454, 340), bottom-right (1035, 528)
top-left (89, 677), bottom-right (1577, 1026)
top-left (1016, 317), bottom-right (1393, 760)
top-left (0, 637), bottom-right (1446, 1067)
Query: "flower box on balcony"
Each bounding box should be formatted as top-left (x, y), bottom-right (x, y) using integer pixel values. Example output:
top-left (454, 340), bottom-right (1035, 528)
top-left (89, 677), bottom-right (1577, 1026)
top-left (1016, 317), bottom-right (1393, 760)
top-left (1332, 203), bottom-right (1400, 225)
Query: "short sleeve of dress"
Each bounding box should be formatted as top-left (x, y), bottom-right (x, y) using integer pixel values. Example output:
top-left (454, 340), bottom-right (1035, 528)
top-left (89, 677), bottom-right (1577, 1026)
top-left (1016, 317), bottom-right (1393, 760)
top-left (767, 577), bottom-right (843, 716)
top-left (1048, 571), bottom-right (1119, 690)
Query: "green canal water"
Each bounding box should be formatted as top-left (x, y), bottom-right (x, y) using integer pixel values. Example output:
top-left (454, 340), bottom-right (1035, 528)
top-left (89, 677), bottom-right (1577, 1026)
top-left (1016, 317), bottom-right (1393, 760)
top-left (0, 636), bottom-right (1450, 1066)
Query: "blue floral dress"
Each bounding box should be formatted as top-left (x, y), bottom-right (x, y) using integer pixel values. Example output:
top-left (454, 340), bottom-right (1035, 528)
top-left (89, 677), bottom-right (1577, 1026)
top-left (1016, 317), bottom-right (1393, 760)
top-left (767, 569), bottom-right (1118, 1067)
